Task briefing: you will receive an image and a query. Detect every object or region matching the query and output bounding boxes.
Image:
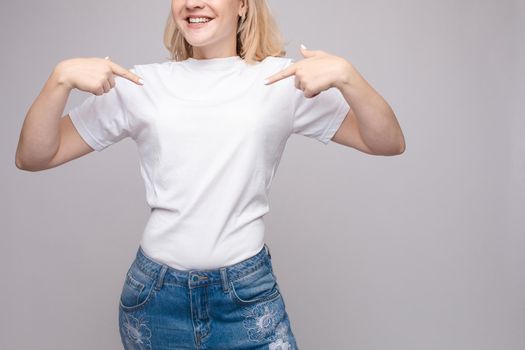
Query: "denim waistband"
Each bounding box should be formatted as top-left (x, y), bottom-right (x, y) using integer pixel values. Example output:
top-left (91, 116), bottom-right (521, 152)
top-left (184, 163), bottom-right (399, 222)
top-left (130, 243), bottom-right (273, 291)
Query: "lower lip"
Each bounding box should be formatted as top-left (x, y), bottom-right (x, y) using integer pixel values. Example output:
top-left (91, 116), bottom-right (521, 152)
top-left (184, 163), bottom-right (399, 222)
top-left (186, 19), bottom-right (213, 29)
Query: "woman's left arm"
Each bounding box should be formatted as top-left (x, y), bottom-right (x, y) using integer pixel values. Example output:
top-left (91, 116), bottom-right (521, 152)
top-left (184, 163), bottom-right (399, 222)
top-left (264, 45), bottom-right (406, 155)
top-left (331, 55), bottom-right (405, 155)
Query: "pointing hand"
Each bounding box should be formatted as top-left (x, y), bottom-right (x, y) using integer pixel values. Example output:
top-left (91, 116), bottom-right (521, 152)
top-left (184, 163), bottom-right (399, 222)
top-left (263, 45), bottom-right (352, 98)
top-left (55, 56), bottom-right (145, 95)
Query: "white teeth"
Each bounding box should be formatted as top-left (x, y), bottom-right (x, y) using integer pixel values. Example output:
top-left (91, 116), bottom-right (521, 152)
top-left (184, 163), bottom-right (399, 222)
top-left (188, 17), bottom-right (211, 23)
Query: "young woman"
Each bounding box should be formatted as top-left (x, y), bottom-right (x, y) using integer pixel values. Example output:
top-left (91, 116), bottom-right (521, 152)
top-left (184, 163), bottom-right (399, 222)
top-left (16, 0), bottom-right (405, 349)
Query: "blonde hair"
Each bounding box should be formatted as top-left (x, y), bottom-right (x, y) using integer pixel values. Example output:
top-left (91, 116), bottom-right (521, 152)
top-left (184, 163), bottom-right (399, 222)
top-left (163, 0), bottom-right (288, 64)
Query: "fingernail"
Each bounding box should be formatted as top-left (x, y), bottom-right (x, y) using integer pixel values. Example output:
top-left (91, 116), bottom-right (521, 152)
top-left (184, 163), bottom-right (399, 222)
top-left (104, 56), bottom-right (110, 60)
top-left (139, 78), bottom-right (145, 85)
top-left (263, 78), bottom-right (269, 85)
top-left (300, 44), bottom-right (307, 50)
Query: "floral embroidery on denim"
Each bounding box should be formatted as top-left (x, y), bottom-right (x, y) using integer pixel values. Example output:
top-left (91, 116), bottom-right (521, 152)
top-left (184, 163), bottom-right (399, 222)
top-left (275, 322), bottom-right (290, 341)
top-left (121, 313), bottom-right (152, 350)
top-left (269, 322), bottom-right (294, 349)
top-left (242, 302), bottom-right (279, 342)
top-left (269, 338), bottom-right (292, 350)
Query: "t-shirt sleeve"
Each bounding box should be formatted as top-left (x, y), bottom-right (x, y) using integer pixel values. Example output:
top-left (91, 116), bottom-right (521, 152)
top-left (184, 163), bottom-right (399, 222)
top-left (288, 59), bottom-right (351, 145)
top-left (67, 68), bottom-right (137, 152)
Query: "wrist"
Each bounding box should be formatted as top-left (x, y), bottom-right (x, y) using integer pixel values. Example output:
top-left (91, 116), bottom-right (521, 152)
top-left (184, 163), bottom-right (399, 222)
top-left (331, 59), bottom-right (352, 90)
top-left (333, 62), bottom-right (367, 93)
top-left (51, 62), bottom-right (74, 92)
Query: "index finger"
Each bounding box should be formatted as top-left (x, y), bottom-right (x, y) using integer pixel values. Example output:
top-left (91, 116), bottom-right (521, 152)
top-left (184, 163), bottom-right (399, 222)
top-left (109, 61), bottom-right (144, 86)
top-left (263, 63), bottom-right (297, 85)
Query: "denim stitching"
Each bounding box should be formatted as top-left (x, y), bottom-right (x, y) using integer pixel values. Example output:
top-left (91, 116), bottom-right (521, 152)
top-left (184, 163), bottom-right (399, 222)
top-left (229, 260), bottom-right (267, 283)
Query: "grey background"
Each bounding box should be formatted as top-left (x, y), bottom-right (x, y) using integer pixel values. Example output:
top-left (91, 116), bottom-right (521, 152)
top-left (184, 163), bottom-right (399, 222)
top-left (2, 0), bottom-right (523, 349)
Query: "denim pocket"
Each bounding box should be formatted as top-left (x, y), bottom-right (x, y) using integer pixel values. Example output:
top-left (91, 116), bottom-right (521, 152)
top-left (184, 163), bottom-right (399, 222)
top-left (119, 263), bottom-right (157, 312)
top-left (229, 264), bottom-right (281, 306)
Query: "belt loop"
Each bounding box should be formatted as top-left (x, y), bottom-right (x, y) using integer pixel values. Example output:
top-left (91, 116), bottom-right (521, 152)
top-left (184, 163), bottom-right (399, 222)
top-left (220, 267), bottom-right (230, 293)
top-left (264, 243), bottom-right (271, 259)
top-left (155, 265), bottom-right (168, 291)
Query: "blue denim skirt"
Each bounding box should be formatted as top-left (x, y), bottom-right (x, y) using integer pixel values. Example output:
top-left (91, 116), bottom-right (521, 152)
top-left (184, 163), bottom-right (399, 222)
top-left (118, 243), bottom-right (299, 349)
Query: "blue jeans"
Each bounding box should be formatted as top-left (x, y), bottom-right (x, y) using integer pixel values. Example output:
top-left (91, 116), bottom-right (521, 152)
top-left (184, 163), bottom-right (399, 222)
top-left (118, 244), bottom-right (299, 349)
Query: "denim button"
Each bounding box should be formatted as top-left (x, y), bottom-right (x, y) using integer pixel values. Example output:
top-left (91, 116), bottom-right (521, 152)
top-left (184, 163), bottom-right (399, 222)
top-left (192, 275), bottom-right (198, 282)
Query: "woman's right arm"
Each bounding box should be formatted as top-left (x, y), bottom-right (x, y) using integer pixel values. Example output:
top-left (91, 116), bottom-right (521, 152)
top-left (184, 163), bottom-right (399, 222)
top-left (15, 62), bottom-right (94, 171)
top-left (15, 58), bottom-right (143, 172)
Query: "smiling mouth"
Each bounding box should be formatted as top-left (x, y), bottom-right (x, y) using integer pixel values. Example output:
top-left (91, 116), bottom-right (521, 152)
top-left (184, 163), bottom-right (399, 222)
top-left (186, 17), bottom-right (214, 24)
top-left (186, 19), bottom-right (213, 29)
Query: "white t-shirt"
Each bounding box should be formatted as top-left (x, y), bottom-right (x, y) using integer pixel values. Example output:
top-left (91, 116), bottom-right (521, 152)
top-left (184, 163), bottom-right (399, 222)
top-left (68, 55), bottom-right (351, 270)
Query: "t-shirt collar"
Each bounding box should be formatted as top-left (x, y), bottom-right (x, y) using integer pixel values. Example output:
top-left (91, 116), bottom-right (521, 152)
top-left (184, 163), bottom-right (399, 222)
top-left (184, 55), bottom-right (244, 70)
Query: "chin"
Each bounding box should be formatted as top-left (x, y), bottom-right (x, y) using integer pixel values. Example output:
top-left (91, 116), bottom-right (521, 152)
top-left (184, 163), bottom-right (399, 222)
top-left (185, 38), bottom-right (212, 47)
